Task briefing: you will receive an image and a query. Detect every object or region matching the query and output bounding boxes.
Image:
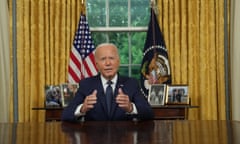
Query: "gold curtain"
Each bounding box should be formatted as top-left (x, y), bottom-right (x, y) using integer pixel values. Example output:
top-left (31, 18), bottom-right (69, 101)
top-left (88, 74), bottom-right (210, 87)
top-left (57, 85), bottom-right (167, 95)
top-left (9, 0), bottom-right (85, 122)
top-left (8, 0), bottom-right (228, 122)
top-left (157, 0), bottom-right (227, 120)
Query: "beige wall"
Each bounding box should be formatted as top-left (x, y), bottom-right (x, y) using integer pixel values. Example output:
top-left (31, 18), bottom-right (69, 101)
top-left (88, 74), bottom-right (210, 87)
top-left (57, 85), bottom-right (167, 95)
top-left (231, 0), bottom-right (240, 121)
top-left (0, 0), bottom-right (10, 122)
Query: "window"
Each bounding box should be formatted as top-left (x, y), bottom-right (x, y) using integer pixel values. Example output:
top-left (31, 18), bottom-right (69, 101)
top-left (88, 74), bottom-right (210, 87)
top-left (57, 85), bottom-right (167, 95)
top-left (87, 0), bottom-right (150, 79)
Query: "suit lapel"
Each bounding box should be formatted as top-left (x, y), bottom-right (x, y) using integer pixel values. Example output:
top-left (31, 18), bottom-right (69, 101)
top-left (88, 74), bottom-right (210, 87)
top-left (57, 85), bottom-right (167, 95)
top-left (95, 75), bottom-right (109, 118)
top-left (109, 76), bottom-right (126, 118)
top-left (109, 88), bottom-right (118, 118)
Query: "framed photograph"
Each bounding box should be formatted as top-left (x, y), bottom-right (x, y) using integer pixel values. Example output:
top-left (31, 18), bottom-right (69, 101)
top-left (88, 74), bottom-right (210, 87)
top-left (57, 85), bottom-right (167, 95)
top-left (45, 85), bottom-right (62, 108)
top-left (148, 84), bottom-right (166, 106)
top-left (60, 83), bottom-right (79, 107)
top-left (165, 85), bottom-right (189, 105)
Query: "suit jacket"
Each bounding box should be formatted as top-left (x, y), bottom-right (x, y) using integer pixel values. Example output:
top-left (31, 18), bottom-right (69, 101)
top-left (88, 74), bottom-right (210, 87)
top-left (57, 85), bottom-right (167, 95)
top-left (61, 74), bottom-right (153, 121)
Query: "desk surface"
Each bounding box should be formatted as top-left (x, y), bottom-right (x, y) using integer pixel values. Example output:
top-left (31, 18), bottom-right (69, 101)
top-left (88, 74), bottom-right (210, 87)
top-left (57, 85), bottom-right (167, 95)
top-left (32, 105), bottom-right (199, 110)
top-left (0, 120), bottom-right (239, 144)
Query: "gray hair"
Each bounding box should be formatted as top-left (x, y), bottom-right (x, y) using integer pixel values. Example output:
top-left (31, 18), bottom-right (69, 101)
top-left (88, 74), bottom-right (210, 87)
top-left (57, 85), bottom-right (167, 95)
top-left (95, 43), bottom-right (119, 56)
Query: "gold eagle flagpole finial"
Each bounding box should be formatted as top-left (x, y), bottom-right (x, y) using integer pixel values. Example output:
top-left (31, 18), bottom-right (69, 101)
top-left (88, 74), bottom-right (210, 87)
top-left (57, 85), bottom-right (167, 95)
top-left (80, 0), bottom-right (86, 15)
top-left (150, 0), bottom-right (158, 15)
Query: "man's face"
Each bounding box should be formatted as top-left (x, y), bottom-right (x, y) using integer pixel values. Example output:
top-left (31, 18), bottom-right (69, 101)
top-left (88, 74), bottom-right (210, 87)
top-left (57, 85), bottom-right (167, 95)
top-left (95, 45), bottom-right (120, 80)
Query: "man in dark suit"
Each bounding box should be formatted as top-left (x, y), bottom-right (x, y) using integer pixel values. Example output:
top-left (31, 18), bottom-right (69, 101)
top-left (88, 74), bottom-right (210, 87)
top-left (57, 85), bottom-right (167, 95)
top-left (61, 43), bottom-right (153, 121)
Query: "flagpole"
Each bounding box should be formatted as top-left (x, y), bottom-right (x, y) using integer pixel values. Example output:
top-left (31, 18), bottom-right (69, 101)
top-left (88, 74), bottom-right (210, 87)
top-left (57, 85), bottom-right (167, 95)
top-left (80, 0), bottom-right (86, 78)
top-left (150, 0), bottom-right (157, 53)
top-left (80, 0), bottom-right (85, 15)
top-left (80, 0), bottom-right (85, 78)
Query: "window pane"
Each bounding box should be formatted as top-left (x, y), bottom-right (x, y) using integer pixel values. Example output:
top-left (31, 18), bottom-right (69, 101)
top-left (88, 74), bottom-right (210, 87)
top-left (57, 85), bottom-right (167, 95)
top-left (131, 65), bottom-right (141, 80)
top-left (131, 0), bottom-right (150, 26)
top-left (130, 32), bottom-right (146, 64)
top-left (87, 0), bottom-right (106, 26)
top-left (109, 0), bottom-right (128, 27)
top-left (91, 32), bottom-right (107, 46)
top-left (108, 32), bottom-right (129, 64)
top-left (119, 64), bottom-right (141, 80)
top-left (119, 65), bottom-right (142, 80)
top-left (119, 66), bottom-right (129, 77)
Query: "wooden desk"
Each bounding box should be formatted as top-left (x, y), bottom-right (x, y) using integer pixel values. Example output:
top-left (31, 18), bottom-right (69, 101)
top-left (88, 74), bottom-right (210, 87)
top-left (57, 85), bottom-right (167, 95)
top-left (32, 105), bottom-right (198, 121)
top-left (152, 105), bottom-right (199, 120)
top-left (32, 107), bottom-right (63, 121)
top-left (0, 120), bottom-right (239, 144)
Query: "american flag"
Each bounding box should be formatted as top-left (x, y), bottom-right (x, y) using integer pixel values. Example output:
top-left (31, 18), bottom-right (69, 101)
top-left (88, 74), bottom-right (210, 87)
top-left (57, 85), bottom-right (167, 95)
top-left (68, 14), bottom-right (98, 83)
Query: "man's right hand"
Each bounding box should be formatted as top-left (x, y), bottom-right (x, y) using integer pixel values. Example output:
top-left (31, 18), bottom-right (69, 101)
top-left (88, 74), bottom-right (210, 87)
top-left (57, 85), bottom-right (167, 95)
top-left (80, 90), bottom-right (97, 113)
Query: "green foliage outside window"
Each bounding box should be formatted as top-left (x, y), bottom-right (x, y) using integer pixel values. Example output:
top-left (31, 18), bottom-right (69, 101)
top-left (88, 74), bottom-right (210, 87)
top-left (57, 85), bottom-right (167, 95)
top-left (87, 0), bottom-right (150, 79)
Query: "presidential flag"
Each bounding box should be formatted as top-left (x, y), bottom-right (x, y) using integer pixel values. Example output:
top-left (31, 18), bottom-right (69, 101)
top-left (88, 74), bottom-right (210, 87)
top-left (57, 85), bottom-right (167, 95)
top-left (140, 8), bottom-right (172, 98)
top-left (68, 14), bottom-right (98, 83)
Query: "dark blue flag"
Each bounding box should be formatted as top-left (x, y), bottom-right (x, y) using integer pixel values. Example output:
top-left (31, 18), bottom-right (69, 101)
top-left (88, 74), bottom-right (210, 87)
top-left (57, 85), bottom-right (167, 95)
top-left (140, 8), bottom-right (172, 98)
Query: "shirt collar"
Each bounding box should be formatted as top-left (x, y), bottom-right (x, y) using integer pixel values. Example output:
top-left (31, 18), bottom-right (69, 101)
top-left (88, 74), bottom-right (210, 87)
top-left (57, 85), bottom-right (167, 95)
top-left (100, 74), bottom-right (118, 85)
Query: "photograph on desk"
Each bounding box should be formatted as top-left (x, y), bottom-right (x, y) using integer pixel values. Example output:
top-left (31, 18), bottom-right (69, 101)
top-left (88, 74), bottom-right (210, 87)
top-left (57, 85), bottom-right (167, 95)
top-left (45, 85), bottom-right (62, 107)
top-left (165, 85), bottom-right (189, 104)
top-left (60, 83), bottom-right (79, 107)
top-left (148, 84), bottom-right (166, 106)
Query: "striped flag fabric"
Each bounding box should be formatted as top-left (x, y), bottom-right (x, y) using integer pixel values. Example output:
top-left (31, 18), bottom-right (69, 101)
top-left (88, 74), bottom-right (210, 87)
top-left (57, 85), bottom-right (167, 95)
top-left (68, 14), bottom-right (98, 83)
top-left (140, 8), bottom-right (172, 98)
